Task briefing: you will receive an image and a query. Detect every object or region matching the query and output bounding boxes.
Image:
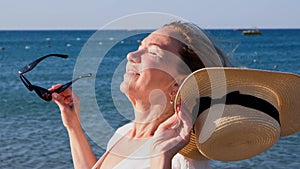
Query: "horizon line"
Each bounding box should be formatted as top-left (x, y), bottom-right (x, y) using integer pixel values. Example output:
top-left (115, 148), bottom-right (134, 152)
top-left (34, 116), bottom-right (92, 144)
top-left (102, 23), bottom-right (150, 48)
top-left (0, 27), bottom-right (300, 31)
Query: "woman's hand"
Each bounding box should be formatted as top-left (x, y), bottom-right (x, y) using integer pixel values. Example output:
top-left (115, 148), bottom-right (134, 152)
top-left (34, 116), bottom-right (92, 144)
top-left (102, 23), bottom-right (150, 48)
top-left (151, 105), bottom-right (193, 168)
top-left (49, 84), bottom-right (81, 129)
top-left (50, 84), bottom-right (98, 168)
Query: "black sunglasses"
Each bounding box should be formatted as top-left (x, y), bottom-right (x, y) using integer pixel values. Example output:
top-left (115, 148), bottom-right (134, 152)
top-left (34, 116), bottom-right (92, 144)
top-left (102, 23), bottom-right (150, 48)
top-left (18, 54), bottom-right (92, 101)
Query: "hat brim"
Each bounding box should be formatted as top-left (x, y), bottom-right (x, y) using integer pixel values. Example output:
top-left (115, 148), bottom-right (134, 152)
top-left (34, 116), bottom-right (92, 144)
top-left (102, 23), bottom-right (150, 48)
top-left (175, 67), bottom-right (300, 160)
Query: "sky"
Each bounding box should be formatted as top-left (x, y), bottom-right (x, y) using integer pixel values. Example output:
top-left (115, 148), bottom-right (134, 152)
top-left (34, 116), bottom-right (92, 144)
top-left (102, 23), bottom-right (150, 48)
top-left (0, 0), bottom-right (299, 30)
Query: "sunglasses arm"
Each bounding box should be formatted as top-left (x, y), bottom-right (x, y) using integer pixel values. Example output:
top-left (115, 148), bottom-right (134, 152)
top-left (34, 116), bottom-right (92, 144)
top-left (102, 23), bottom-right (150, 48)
top-left (18, 54), bottom-right (68, 74)
top-left (19, 74), bottom-right (34, 91)
top-left (52, 73), bottom-right (92, 94)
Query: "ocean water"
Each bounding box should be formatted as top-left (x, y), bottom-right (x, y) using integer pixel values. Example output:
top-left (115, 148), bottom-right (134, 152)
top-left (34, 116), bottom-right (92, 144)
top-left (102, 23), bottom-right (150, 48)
top-left (0, 29), bottom-right (300, 169)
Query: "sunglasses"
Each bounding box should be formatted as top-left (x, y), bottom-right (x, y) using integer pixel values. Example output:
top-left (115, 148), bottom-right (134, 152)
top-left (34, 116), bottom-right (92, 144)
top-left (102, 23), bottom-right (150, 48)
top-left (18, 54), bottom-right (92, 101)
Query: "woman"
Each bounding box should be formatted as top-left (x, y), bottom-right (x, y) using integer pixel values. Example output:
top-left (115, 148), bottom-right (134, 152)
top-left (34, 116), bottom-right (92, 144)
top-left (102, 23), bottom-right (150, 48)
top-left (50, 21), bottom-right (231, 169)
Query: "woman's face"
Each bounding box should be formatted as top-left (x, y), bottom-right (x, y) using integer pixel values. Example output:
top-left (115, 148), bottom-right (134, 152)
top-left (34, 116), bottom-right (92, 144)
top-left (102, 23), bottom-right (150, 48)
top-left (120, 28), bottom-right (185, 103)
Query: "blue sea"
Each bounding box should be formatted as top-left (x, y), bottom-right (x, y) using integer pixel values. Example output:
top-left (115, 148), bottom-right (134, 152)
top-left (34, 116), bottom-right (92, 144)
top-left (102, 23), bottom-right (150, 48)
top-left (0, 29), bottom-right (300, 169)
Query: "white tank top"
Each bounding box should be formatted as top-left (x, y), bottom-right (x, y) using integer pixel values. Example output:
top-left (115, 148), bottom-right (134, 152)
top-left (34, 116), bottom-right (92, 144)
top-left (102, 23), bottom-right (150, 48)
top-left (92, 123), bottom-right (211, 169)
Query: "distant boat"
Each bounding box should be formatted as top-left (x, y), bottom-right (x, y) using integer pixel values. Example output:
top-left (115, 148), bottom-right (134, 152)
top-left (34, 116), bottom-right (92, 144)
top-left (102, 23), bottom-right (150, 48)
top-left (234, 28), bottom-right (245, 31)
top-left (242, 29), bottom-right (262, 35)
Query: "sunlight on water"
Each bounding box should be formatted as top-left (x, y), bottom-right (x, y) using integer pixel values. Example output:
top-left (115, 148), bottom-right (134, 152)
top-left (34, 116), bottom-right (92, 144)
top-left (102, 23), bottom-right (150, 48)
top-left (1, 29), bottom-right (300, 168)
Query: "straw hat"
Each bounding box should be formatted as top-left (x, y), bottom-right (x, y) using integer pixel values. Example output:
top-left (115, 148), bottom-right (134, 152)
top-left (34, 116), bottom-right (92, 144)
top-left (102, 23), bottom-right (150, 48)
top-left (175, 67), bottom-right (300, 161)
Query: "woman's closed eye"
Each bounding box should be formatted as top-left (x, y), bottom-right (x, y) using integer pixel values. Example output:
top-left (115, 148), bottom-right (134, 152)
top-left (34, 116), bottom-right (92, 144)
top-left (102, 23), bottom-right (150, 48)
top-left (148, 46), bottom-right (160, 56)
top-left (149, 51), bottom-right (157, 55)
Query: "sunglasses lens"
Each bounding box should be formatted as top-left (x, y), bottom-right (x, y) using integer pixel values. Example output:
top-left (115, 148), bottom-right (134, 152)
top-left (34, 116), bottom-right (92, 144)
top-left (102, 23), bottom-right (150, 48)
top-left (33, 86), bottom-right (52, 101)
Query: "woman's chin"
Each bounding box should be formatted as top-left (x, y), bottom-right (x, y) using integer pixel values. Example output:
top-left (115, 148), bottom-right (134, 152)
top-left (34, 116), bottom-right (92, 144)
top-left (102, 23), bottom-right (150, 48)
top-left (120, 81), bottom-right (134, 96)
top-left (119, 82), bottom-right (127, 94)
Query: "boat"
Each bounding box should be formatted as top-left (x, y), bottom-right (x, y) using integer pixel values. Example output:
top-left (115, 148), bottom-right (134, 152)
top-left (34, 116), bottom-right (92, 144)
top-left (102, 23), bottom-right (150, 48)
top-left (242, 29), bottom-right (262, 35)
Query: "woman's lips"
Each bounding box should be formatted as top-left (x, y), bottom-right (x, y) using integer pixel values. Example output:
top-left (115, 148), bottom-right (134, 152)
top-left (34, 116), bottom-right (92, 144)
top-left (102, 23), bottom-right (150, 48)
top-left (127, 70), bottom-right (139, 75)
top-left (126, 68), bottom-right (140, 76)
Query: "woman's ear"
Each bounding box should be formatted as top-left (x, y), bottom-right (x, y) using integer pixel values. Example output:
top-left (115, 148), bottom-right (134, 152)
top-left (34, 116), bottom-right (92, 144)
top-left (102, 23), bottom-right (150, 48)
top-left (169, 82), bottom-right (179, 98)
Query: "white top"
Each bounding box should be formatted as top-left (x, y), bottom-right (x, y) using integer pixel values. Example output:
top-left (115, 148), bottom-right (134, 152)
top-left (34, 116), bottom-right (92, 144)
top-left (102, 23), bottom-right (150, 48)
top-left (92, 123), bottom-right (211, 169)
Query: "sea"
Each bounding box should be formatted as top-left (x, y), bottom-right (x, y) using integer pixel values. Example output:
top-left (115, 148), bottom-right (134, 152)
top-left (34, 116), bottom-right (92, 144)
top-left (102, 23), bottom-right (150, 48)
top-left (0, 29), bottom-right (300, 169)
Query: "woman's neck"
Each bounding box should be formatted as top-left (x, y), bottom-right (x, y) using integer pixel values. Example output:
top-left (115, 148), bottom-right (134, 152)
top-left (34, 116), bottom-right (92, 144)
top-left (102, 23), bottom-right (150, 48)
top-left (130, 100), bottom-right (174, 138)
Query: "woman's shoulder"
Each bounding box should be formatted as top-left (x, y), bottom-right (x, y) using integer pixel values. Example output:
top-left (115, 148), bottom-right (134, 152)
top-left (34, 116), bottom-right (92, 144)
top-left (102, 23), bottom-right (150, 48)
top-left (172, 153), bottom-right (211, 169)
top-left (115, 122), bottom-right (134, 134)
top-left (106, 122), bottom-right (133, 150)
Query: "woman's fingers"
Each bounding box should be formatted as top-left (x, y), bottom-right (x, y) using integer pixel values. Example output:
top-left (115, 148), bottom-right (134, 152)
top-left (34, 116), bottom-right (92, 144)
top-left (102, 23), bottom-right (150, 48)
top-left (178, 106), bottom-right (192, 129)
top-left (49, 84), bottom-right (73, 96)
top-left (51, 88), bottom-right (79, 111)
top-left (152, 109), bottom-right (192, 158)
top-left (52, 92), bottom-right (63, 104)
top-left (157, 113), bottom-right (178, 131)
top-left (50, 84), bottom-right (81, 129)
top-left (177, 111), bottom-right (192, 141)
top-left (156, 104), bottom-right (192, 136)
top-left (49, 84), bottom-right (62, 92)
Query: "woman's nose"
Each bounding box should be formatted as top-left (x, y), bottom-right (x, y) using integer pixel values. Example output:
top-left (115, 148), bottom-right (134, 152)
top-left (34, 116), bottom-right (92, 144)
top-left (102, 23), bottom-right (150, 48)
top-left (127, 50), bottom-right (142, 63)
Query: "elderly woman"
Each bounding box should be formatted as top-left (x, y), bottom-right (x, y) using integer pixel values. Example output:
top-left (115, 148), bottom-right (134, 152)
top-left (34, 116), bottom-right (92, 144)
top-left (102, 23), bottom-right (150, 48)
top-left (50, 21), bottom-right (231, 169)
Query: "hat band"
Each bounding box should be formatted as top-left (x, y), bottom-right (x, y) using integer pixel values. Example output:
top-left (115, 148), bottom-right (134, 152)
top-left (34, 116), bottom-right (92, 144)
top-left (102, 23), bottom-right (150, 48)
top-left (195, 91), bottom-right (280, 131)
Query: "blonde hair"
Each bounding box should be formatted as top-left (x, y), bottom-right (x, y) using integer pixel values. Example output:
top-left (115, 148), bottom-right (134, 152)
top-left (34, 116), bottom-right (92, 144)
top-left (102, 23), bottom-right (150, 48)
top-left (162, 22), bottom-right (231, 73)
